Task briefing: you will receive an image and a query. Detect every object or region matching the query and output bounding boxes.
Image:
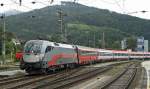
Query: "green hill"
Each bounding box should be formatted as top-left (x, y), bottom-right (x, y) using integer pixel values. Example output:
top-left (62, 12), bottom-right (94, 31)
top-left (2, 2), bottom-right (150, 49)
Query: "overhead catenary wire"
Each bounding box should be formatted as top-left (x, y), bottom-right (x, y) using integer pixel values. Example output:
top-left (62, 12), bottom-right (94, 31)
top-left (113, 0), bottom-right (126, 14)
top-left (10, 0), bottom-right (33, 10)
top-left (122, 0), bottom-right (128, 14)
top-left (7, 0), bottom-right (55, 11)
top-left (2, 0), bottom-right (149, 18)
top-left (100, 0), bottom-right (121, 4)
top-left (127, 10), bottom-right (149, 15)
top-left (0, 0), bottom-right (57, 14)
top-left (122, 0), bottom-right (125, 9)
top-left (31, 0), bottom-right (48, 6)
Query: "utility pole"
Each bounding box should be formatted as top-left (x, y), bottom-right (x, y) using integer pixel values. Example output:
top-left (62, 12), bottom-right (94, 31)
top-left (57, 8), bottom-right (67, 43)
top-left (64, 24), bottom-right (67, 41)
top-left (1, 14), bottom-right (6, 64)
top-left (93, 32), bottom-right (96, 47)
top-left (85, 31), bottom-right (89, 46)
top-left (102, 32), bottom-right (105, 48)
top-left (58, 9), bottom-right (63, 34)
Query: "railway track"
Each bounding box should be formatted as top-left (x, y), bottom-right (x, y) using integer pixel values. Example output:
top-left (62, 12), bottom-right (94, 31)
top-left (0, 61), bottom-right (131, 89)
top-left (0, 75), bottom-right (43, 86)
top-left (43, 67), bottom-right (111, 89)
top-left (0, 75), bottom-right (9, 78)
top-left (19, 63), bottom-right (130, 89)
top-left (40, 62), bottom-right (132, 89)
top-left (98, 62), bottom-right (139, 89)
top-left (0, 67), bottom-right (84, 89)
top-left (16, 67), bottom-right (104, 89)
top-left (0, 75), bottom-right (26, 83)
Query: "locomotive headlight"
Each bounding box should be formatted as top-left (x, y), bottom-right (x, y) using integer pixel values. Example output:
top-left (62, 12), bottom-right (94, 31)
top-left (35, 55), bottom-right (39, 58)
top-left (35, 55), bottom-right (40, 60)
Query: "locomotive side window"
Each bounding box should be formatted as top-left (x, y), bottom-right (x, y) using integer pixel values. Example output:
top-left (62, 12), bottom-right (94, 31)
top-left (45, 46), bottom-right (53, 53)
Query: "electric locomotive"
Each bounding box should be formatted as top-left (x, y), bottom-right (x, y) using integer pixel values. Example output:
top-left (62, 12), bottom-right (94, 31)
top-left (20, 40), bottom-right (78, 74)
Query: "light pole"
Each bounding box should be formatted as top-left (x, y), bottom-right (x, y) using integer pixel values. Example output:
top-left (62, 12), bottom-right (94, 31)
top-left (1, 14), bottom-right (6, 64)
top-left (102, 32), bottom-right (105, 48)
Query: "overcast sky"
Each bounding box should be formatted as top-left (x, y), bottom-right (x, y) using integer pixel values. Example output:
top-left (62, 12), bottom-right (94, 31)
top-left (0, 0), bottom-right (150, 19)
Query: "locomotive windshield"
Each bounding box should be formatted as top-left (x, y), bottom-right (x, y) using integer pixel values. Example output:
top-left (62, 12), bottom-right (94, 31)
top-left (24, 41), bottom-right (42, 54)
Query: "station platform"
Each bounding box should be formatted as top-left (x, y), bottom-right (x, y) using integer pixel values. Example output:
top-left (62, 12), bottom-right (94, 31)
top-left (0, 70), bottom-right (25, 76)
top-left (142, 61), bottom-right (150, 89)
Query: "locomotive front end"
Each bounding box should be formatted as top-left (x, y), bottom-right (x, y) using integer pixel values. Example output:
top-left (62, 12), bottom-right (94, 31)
top-left (20, 40), bottom-right (44, 73)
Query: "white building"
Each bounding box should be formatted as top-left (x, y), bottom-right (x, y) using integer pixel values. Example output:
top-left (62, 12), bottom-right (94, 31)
top-left (121, 39), bottom-right (126, 49)
top-left (137, 36), bottom-right (144, 52)
top-left (144, 40), bottom-right (148, 52)
top-left (136, 36), bottom-right (149, 52)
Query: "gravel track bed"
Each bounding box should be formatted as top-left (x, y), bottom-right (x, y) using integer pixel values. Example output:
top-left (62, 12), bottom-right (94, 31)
top-left (17, 67), bottom-right (100, 89)
top-left (99, 62), bottom-right (139, 89)
top-left (0, 67), bottom-right (84, 89)
top-left (17, 61), bottom-right (131, 89)
top-left (0, 61), bottom-right (131, 89)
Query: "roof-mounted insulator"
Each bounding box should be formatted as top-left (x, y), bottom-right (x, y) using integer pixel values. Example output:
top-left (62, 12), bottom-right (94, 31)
top-left (54, 42), bottom-right (59, 46)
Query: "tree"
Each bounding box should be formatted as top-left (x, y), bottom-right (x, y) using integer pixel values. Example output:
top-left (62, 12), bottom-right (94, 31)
top-left (51, 34), bottom-right (63, 42)
top-left (126, 37), bottom-right (137, 51)
top-left (111, 41), bottom-right (121, 49)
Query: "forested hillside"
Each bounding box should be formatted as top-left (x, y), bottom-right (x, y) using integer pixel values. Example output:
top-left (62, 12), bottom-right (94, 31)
top-left (2, 2), bottom-right (150, 49)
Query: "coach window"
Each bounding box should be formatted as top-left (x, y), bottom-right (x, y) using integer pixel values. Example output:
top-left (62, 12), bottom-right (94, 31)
top-left (82, 51), bottom-right (85, 55)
